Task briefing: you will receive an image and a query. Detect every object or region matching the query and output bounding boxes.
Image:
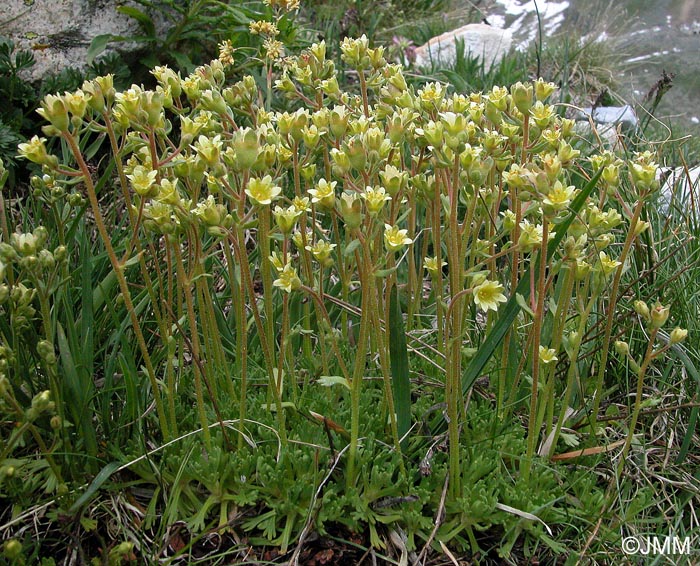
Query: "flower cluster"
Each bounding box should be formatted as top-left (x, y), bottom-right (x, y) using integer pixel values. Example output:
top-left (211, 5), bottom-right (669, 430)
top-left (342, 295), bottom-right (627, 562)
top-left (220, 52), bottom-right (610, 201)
top-left (19, 34), bottom-right (678, 509)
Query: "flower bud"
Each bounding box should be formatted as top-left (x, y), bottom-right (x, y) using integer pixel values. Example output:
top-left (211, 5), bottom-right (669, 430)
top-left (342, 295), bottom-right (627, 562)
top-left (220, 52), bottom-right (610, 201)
top-left (253, 144), bottom-right (277, 172)
top-left (633, 220), bottom-right (650, 237)
top-left (94, 74), bottom-right (116, 108)
top-left (340, 35), bottom-right (370, 70)
top-left (630, 156), bottom-right (659, 192)
top-left (416, 120), bottom-right (444, 149)
top-left (299, 163), bottom-right (317, 182)
top-left (339, 192), bottom-right (363, 229)
top-left (53, 245), bottom-right (67, 262)
top-left (633, 300), bottom-right (650, 321)
top-left (601, 163), bottom-right (620, 187)
top-left (193, 195), bottom-right (223, 226)
top-left (614, 340), bottom-right (630, 356)
top-left (38, 249), bottom-right (55, 270)
top-left (379, 164), bottom-right (408, 197)
top-left (230, 128), bottom-right (259, 171)
top-left (37, 339), bottom-right (56, 365)
top-left (575, 260), bottom-right (590, 280)
top-left (563, 331), bottom-right (581, 356)
top-left (510, 81), bottom-right (534, 113)
top-left (27, 390), bottom-right (54, 421)
top-left (141, 89), bottom-right (165, 127)
top-left (3, 539), bottom-right (22, 560)
top-left (329, 106), bottom-right (350, 139)
top-left (330, 148), bottom-right (351, 176)
top-left (0, 374), bottom-right (9, 395)
top-left (199, 89), bottom-right (227, 116)
top-left (302, 124), bottom-right (322, 149)
top-left (344, 136), bottom-right (367, 171)
top-left (320, 76), bottom-right (341, 98)
top-left (670, 327), bottom-right (688, 344)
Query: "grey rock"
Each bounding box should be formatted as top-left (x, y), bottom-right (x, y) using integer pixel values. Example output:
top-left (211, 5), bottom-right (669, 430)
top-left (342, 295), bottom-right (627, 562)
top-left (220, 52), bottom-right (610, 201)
top-left (1, 0), bottom-right (168, 81)
top-left (575, 105), bottom-right (638, 131)
top-left (414, 23), bottom-right (512, 70)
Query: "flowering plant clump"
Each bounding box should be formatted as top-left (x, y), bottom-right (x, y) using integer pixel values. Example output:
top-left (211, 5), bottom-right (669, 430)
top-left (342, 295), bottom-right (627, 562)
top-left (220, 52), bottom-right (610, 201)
top-left (6, 24), bottom-right (687, 559)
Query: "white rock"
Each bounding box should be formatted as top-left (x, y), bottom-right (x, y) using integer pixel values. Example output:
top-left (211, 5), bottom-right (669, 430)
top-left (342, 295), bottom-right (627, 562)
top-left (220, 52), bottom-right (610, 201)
top-left (575, 105), bottom-right (638, 130)
top-left (658, 166), bottom-right (700, 212)
top-left (572, 121), bottom-right (622, 148)
top-left (414, 23), bottom-right (513, 70)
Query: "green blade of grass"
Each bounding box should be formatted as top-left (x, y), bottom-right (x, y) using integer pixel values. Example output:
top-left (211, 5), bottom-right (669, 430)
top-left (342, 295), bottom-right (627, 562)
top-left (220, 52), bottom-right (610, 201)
top-left (389, 286), bottom-right (411, 446)
top-left (661, 338), bottom-right (700, 464)
top-left (69, 461), bottom-right (122, 513)
top-left (57, 322), bottom-right (98, 458)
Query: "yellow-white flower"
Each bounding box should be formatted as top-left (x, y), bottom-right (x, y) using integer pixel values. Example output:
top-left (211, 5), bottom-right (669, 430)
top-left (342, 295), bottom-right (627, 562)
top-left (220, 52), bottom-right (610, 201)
top-left (539, 346), bottom-right (558, 365)
top-left (596, 251), bottom-right (621, 276)
top-left (424, 256), bottom-right (446, 277)
top-left (273, 204), bottom-right (302, 234)
top-left (305, 240), bottom-right (336, 264)
top-left (517, 220), bottom-right (544, 252)
top-left (384, 224), bottom-right (412, 253)
top-left (543, 181), bottom-right (576, 211)
top-left (273, 262), bottom-right (301, 293)
top-left (292, 196), bottom-right (311, 213)
top-left (246, 175), bottom-right (282, 206)
top-left (362, 186), bottom-right (391, 216)
top-left (269, 251), bottom-right (285, 272)
top-left (192, 134), bottom-right (222, 165)
top-left (472, 279), bottom-right (507, 312)
top-left (17, 136), bottom-right (51, 165)
top-left (126, 165), bottom-right (158, 197)
top-left (308, 178), bottom-right (336, 210)
top-left (157, 178), bottom-right (181, 205)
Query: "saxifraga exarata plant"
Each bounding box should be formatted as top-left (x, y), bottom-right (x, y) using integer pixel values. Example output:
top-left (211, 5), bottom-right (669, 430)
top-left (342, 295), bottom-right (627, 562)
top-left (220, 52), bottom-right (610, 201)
top-left (13, 7), bottom-right (687, 548)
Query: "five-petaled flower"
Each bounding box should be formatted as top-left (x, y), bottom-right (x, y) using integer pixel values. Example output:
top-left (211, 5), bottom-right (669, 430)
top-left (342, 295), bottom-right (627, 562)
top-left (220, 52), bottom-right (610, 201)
top-left (246, 175), bottom-right (282, 205)
top-left (424, 256), bottom-right (446, 277)
top-left (472, 279), bottom-right (507, 312)
top-left (127, 165), bottom-right (159, 198)
top-left (539, 346), bottom-right (558, 365)
top-left (384, 224), bottom-right (413, 252)
top-left (273, 262), bottom-right (301, 293)
top-left (308, 178), bottom-right (337, 210)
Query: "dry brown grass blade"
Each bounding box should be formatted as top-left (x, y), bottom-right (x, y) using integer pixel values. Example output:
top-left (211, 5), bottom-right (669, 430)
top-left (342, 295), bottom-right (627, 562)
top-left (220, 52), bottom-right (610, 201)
top-left (551, 439), bottom-right (626, 461)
